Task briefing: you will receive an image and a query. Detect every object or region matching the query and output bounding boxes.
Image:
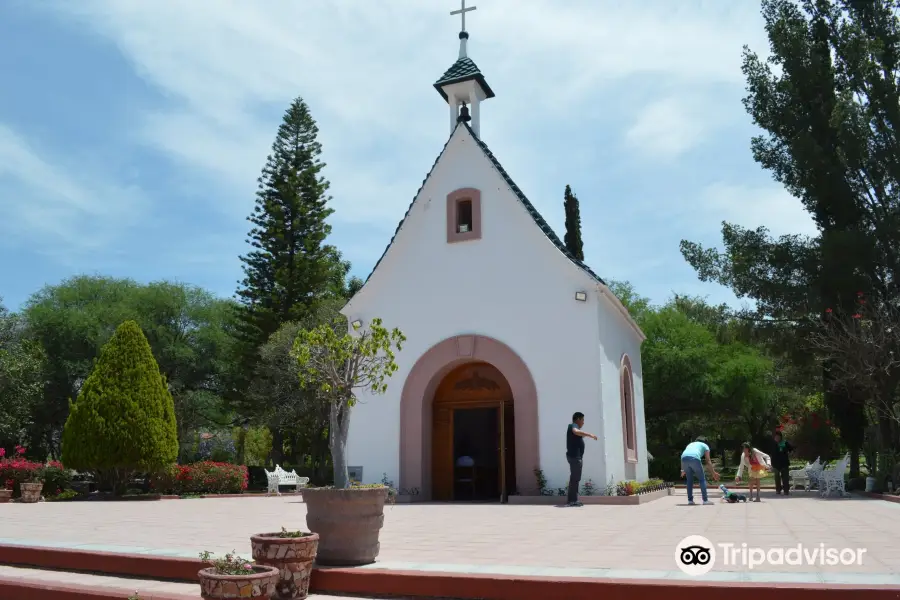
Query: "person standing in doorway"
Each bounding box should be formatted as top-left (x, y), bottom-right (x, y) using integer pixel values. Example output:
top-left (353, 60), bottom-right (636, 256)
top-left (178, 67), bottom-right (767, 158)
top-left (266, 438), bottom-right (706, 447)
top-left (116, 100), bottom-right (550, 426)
top-left (566, 412), bottom-right (598, 507)
top-left (680, 437), bottom-right (720, 505)
top-left (771, 431), bottom-right (794, 495)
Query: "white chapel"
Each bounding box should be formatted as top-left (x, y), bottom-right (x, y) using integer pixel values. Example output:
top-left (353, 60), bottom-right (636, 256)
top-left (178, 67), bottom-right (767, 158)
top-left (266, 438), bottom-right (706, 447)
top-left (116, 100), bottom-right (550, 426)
top-left (341, 7), bottom-right (648, 501)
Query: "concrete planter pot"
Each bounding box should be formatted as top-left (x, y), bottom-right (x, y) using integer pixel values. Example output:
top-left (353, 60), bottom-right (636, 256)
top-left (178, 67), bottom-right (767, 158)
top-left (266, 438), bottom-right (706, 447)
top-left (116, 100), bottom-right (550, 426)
top-left (19, 482), bottom-right (43, 503)
top-left (0, 489), bottom-right (11, 503)
top-left (303, 486), bottom-right (388, 566)
top-left (250, 532), bottom-right (319, 600)
top-left (198, 565), bottom-right (280, 599)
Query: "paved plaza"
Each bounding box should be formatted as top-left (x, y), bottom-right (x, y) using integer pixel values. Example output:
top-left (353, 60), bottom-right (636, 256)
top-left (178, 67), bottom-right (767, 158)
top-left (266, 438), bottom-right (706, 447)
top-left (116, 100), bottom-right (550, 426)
top-left (1, 489), bottom-right (899, 585)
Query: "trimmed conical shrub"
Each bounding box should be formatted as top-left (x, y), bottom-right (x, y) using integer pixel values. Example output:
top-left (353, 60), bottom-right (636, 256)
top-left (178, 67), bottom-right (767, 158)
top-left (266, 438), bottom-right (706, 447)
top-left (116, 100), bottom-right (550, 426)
top-left (62, 320), bottom-right (178, 483)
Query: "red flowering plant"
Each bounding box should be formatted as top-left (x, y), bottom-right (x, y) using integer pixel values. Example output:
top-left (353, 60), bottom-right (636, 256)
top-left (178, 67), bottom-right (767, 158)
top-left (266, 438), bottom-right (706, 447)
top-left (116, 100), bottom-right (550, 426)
top-left (777, 409), bottom-right (841, 463)
top-left (810, 292), bottom-right (900, 429)
top-left (0, 446), bottom-right (44, 498)
top-left (150, 462), bottom-right (248, 496)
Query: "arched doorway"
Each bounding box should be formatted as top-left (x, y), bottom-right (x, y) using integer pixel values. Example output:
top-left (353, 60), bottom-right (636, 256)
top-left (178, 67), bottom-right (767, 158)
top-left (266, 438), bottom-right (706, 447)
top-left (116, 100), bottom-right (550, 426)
top-left (431, 362), bottom-right (516, 502)
top-left (399, 335), bottom-right (539, 502)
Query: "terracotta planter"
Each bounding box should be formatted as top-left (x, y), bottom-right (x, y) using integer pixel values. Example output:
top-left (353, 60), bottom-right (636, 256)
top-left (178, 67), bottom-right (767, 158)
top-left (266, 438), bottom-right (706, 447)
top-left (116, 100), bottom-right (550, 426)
top-left (19, 482), bottom-right (43, 503)
top-left (198, 565), bottom-right (280, 599)
top-left (250, 532), bottom-right (319, 600)
top-left (303, 486), bottom-right (387, 566)
top-left (0, 489), bottom-right (11, 504)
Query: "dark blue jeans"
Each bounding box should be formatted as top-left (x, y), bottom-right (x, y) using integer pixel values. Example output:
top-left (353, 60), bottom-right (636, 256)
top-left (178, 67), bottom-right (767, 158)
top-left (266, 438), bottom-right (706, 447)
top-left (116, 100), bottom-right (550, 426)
top-left (681, 457), bottom-right (707, 503)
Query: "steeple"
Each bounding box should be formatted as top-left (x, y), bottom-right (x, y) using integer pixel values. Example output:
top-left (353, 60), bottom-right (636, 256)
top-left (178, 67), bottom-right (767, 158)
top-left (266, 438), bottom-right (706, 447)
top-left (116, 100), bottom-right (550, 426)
top-left (434, 1), bottom-right (494, 137)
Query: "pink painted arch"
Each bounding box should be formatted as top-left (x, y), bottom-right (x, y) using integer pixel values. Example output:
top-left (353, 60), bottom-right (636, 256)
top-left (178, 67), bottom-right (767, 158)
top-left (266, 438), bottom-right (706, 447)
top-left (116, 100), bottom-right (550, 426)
top-left (399, 335), bottom-right (540, 499)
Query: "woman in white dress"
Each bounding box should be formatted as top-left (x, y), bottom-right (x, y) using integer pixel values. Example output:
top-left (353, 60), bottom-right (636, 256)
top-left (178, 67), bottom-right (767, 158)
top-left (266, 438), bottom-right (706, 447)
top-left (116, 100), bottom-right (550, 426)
top-left (735, 442), bottom-right (772, 502)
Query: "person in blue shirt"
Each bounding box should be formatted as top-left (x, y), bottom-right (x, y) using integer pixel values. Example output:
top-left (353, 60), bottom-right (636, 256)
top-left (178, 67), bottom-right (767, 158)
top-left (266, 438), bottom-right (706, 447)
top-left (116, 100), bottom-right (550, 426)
top-left (680, 437), bottom-right (720, 505)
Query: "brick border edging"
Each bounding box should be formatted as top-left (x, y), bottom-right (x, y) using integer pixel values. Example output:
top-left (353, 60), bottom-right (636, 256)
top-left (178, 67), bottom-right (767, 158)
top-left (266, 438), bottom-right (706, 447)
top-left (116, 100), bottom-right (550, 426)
top-left (508, 487), bottom-right (670, 505)
top-left (0, 576), bottom-right (194, 600)
top-left (859, 491), bottom-right (900, 504)
top-left (2, 544), bottom-right (899, 599)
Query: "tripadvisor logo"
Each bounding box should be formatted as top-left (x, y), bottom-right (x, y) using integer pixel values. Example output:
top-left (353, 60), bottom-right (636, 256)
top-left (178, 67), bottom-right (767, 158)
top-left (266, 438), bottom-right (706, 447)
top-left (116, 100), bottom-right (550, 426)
top-left (675, 536), bottom-right (867, 574)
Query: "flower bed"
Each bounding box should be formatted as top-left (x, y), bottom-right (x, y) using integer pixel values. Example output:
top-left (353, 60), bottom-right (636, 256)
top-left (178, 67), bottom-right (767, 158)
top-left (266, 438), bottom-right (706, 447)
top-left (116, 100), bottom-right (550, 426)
top-left (0, 446), bottom-right (71, 498)
top-left (150, 461), bottom-right (249, 495)
top-left (616, 478), bottom-right (669, 496)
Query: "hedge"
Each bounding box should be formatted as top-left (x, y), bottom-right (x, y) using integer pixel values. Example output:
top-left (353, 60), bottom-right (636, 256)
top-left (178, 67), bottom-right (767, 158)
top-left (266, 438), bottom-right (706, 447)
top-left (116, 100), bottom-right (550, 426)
top-left (150, 461), bottom-right (249, 495)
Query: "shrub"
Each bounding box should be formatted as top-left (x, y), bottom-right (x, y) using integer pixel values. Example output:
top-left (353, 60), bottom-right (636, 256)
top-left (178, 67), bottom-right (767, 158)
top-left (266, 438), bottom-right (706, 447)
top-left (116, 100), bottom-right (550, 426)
top-left (47, 489), bottom-right (80, 501)
top-left (0, 446), bottom-right (43, 498)
top-left (61, 320), bottom-right (179, 493)
top-left (42, 461), bottom-right (72, 496)
top-left (777, 409), bottom-right (841, 462)
top-left (648, 451), bottom-right (681, 482)
top-left (150, 462), bottom-right (248, 495)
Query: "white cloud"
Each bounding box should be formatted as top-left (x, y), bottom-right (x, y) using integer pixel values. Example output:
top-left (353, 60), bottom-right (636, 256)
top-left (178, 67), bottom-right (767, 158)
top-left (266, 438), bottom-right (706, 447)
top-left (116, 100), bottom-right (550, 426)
top-left (624, 96), bottom-right (718, 160)
top-left (6, 0), bottom-right (790, 306)
top-left (38, 0), bottom-right (773, 229)
top-left (695, 182), bottom-right (818, 238)
top-left (0, 124), bottom-right (148, 259)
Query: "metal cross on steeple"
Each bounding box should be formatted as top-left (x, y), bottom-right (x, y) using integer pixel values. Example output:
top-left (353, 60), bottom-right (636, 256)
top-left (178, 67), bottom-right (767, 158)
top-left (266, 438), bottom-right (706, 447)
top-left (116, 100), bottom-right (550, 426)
top-left (450, 0), bottom-right (476, 33)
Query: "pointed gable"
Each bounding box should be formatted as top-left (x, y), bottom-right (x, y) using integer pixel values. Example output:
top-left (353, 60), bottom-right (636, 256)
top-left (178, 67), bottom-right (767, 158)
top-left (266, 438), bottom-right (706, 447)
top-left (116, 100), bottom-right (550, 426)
top-left (357, 122), bottom-right (605, 291)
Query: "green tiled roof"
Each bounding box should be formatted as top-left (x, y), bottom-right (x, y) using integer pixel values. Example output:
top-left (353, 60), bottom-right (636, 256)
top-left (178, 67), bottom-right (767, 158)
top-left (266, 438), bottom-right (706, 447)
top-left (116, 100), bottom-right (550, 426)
top-left (357, 122), bottom-right (605, 292)
top-left (434, 57), bottom-right (495, 100)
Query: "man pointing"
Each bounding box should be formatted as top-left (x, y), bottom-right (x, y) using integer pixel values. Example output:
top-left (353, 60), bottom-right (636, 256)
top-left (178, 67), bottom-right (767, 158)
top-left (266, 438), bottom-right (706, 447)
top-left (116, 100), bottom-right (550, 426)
top-left (566, 412), bottom-right (598, 507)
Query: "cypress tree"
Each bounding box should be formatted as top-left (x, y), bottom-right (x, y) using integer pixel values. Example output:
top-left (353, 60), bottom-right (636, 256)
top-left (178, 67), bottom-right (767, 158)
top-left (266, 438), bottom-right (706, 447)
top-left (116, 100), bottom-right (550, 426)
top-left (234, 97), bottom-right (348, 399)
top-left (61, 320), bottom-right (178, 491)
top-left (563, 185), bottom-right (585, 261)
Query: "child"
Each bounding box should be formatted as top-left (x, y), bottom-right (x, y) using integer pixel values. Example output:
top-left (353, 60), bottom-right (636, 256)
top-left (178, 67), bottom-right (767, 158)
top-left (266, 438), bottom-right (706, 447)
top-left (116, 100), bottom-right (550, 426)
top-left (719, 483), bottom-right (747, 503)
top-left (735, 442), bottom-right (772, 502)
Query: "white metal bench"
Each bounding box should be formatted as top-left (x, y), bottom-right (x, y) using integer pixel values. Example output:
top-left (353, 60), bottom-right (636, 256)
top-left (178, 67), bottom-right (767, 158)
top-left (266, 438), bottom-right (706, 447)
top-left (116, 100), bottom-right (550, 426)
top-left (265, 465), bottom-right (309, 495)
top-left (819, 454), bottom-right (850, 498)
top-left (804, 457), bottom-right (825, 492)
top-left (789, 461), bottom-right (812, 490)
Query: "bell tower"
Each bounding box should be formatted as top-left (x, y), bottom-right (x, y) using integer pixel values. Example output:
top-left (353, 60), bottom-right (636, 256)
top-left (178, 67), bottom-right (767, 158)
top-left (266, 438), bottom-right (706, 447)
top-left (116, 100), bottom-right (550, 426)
top-left (434, 1), bottom-right (495, 137)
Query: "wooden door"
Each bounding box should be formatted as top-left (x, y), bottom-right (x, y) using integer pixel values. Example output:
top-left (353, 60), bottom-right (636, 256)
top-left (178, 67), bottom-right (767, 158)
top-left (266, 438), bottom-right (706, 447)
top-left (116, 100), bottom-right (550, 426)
top-left (503, 402), bottom-right (516, 500)
top-left (498, 403), bottom-right (506, 502)
top-left (432, 405), bottom-right (454, 501)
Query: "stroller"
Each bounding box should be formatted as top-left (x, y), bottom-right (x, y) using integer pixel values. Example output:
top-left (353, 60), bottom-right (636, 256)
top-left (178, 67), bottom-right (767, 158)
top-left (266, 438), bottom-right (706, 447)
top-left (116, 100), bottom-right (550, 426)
top-left (719, 484), bottom-right (747, 503)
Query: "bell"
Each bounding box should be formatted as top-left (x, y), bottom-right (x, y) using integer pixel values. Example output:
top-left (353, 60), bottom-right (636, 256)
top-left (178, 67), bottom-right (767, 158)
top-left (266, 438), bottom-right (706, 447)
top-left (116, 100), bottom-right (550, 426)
top-left (457, 104), bottom-right (471, 123)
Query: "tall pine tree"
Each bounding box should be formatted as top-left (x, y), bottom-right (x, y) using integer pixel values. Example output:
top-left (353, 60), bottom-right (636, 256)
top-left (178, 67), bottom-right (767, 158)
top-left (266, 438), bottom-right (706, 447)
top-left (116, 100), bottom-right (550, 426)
top-left (563, 185), bottom-right (585, 261)
top-left (234, 97), bottom-right (349, 414)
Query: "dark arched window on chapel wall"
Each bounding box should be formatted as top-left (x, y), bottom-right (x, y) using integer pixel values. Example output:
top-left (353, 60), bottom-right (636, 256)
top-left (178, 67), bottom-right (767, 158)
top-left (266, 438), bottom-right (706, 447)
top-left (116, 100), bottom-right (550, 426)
top-left (621, 354), bottom-right (638, 463)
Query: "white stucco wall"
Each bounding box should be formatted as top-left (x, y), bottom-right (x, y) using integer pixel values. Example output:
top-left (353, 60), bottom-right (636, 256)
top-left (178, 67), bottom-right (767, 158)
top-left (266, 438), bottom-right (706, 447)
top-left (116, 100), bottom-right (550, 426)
top-left (341, 124), bottom-right (641, 494)
top-left (596, 290), bottom-right (649, 486)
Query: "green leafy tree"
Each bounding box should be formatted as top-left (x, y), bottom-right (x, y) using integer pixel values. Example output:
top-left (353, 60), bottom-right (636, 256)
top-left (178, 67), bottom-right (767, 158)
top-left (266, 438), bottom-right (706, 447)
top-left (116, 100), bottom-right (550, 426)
top-left (0, 300), bottom-right (45, 448)
top-left (293, 318), bottom-right (405, 488)
top-left (678, 0), bottom-right (900, 473)
top-left (24, 276), bottom-right (237, 457)
top-left (61, 320), bottom-right (178, 492)
top-left (562, 185), bottom-right (585, 261)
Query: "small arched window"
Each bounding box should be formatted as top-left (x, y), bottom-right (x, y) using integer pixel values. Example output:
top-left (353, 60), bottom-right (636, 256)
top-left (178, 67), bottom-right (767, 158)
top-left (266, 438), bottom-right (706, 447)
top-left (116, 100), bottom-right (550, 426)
top-left (620, 355), bottom-right (637, 463)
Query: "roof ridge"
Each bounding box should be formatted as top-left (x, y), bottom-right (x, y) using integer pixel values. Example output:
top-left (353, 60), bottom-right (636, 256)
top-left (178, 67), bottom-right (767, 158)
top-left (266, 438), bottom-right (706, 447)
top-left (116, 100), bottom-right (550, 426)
top-left (460, 122), bottom-right (605, 285)
top-left (358, 122), bottom-right (465, 287)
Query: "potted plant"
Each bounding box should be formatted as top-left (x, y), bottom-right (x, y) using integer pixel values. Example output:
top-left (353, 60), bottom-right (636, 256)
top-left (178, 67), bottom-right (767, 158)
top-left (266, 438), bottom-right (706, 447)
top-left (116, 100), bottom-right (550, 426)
top-left (19, 467), bottom-right (44, 503)
top-left (198, 550), bottom-right (280, 599)
top-left (293, 316), bottom-right (405, 566)
top-left (250, 527), bottom-right (319, 600)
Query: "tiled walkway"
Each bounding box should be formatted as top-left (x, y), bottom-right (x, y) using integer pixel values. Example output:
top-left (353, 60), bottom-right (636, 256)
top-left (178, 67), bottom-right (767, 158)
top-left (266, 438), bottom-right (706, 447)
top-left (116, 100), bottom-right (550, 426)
top-left (1, 490), bottom-right (898, 584)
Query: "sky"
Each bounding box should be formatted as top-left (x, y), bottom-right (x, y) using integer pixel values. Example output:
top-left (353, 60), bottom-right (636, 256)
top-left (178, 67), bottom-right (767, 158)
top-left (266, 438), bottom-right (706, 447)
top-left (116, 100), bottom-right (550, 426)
top-left (0, 0), bottom-right (818, 312)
